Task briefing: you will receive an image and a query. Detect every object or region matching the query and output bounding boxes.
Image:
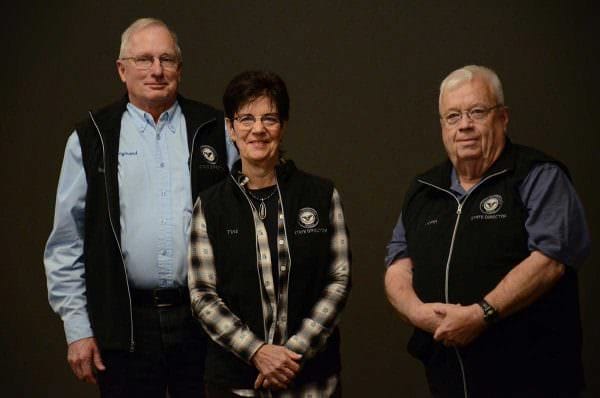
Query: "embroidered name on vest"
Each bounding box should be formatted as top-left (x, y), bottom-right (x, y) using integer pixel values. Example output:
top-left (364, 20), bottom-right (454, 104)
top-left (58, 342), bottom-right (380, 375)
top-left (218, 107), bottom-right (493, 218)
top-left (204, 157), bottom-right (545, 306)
top-left (294, 227), bottom-right (328, 235)
top-left (119, 151), bottom-right (138, 156)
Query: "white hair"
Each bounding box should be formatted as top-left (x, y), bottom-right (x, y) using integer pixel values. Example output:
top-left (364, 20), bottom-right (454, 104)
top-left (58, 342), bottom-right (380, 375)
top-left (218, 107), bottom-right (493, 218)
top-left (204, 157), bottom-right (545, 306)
top-left (119, 17), bottom-right (182, 61)
top-left (439, 65), bottom-right (504, 110)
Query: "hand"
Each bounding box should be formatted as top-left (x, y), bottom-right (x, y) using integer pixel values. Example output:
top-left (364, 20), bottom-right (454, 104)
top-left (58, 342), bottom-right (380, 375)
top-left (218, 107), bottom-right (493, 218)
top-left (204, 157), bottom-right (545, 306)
top-left (254, 373), bottom-right (283, 391)
top-left (409, 302), bottom-right (447, 334)
top-left (251, 344), bottom-right (301, 390)
top-left (67, 337), bottom-right (105, 384)
top-left (433, 304), bottom-right (486, 347)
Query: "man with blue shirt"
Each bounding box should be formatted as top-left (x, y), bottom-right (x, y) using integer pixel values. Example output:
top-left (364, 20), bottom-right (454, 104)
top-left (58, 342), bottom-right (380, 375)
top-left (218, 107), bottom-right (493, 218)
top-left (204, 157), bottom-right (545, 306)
top-left (384, 65), bottom-right (590, 397)
top-left (44, 18), bottom-right (237, 397)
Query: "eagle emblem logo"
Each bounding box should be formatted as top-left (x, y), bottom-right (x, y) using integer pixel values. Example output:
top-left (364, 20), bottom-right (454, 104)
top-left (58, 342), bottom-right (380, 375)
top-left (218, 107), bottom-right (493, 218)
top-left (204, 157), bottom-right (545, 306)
top-left (480, 195), bottom-right (503, 215)
top-left (199, 145), bottom-right (217, 164)
top-left (298, 208), bottom-right (319, 228)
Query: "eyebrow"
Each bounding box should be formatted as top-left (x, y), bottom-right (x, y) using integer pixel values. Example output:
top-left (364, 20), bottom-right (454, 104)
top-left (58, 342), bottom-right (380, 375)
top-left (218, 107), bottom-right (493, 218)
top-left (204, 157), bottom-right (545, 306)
top-left (131, 52), bottom-right (177, 58)
top-left (237, 112), bottom-right (280, 116)
top-left (443, 103), bottom-right (489, 112)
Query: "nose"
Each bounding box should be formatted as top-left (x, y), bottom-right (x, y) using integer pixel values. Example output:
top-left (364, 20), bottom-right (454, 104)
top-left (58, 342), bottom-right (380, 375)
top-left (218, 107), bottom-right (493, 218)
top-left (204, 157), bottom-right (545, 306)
top-left (249, 118), bottom-right (267, 133)
top-left (457, 111), bottom-right (474, 130)
top-left (149, 57), bottom-right (164, 76)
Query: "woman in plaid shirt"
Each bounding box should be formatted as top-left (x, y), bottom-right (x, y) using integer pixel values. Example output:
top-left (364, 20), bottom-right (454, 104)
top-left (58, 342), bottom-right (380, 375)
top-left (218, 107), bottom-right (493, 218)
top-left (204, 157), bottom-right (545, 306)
top-left (188, 70), bottom-right (351, 397)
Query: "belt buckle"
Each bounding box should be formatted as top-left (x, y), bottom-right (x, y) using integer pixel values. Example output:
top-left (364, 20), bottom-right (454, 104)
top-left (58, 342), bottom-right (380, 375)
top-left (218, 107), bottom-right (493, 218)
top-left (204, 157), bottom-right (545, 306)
top-left (153, 289), bottom-right (173, 308)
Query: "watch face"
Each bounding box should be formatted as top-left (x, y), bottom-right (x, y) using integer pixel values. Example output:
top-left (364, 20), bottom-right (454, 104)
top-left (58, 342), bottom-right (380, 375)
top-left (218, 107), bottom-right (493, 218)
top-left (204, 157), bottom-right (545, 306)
top-left (479, 300), bottom-right (498, 323)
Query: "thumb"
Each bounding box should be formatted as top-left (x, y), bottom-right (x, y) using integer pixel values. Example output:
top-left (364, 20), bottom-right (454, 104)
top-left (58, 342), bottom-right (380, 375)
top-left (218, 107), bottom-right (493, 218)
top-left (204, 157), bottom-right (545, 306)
top-left (254, 373), bottom-right (265, 389)
top-left (433, 327), bottom-right (444, 341)
top-left (287, 349), bottom-right (302, 361)
top-left (92, 345), bottom-right (106, 371)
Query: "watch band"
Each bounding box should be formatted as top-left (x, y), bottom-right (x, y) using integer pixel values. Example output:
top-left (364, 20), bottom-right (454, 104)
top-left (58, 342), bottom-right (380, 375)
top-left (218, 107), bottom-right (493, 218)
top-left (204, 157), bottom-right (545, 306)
top-left (477, 299), bottom-right (499, 324)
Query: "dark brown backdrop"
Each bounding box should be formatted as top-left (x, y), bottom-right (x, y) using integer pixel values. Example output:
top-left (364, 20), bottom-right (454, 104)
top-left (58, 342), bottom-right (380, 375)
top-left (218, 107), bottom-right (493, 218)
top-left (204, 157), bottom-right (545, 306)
top-left (2, 1), bottom-right (598, 397)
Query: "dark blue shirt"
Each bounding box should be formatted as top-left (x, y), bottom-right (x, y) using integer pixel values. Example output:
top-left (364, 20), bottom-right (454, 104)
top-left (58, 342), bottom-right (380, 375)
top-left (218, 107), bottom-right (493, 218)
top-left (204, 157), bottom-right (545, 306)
top-left (385, 163), bottom-right (591, 269)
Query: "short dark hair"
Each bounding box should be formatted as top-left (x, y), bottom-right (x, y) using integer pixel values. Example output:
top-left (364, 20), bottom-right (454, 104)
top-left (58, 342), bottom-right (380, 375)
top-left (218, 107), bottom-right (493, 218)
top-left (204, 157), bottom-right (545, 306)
top-left (223, 70), bottom-right (290, 123)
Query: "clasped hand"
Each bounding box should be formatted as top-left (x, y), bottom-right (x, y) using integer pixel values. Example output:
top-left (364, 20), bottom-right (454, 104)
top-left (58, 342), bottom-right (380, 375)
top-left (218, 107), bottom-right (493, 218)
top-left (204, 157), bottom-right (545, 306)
top-left (411, 302), bottom-right (487, 348)
top-left (251, 344), bottom-right (302, 391)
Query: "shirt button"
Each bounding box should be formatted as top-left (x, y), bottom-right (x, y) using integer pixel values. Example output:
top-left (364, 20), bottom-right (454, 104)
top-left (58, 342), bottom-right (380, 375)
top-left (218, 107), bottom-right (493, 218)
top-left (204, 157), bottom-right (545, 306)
top-left (279, 239), bottom-right (284, 245)
top-left (160, 162), bottom-right (165, 168)
top-left (280, 266), bottom-right (286, 271)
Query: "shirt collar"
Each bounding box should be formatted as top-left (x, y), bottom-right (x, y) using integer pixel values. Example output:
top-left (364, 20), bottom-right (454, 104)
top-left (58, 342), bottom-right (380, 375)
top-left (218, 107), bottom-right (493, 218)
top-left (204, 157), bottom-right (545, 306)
top-left (126, 101), bottom-right (180, 133)
top-left (449, 168), bottom-right (467, 199)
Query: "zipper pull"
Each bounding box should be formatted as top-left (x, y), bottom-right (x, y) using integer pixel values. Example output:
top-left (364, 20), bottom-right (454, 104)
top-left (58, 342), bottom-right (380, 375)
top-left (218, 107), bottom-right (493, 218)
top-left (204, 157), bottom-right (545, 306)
top-left (457, 204), bottom-right (463, 215)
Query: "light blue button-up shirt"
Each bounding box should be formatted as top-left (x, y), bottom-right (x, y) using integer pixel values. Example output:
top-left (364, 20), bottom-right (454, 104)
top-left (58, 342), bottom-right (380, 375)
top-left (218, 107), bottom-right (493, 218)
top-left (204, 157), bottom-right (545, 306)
top-left (44, 101), bottom-right (237, 344)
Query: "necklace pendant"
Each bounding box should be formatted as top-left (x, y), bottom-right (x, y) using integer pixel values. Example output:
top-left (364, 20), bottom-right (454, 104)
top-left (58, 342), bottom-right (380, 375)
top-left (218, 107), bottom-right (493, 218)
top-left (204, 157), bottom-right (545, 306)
top-left (258, 200), bottom-right (267, 220)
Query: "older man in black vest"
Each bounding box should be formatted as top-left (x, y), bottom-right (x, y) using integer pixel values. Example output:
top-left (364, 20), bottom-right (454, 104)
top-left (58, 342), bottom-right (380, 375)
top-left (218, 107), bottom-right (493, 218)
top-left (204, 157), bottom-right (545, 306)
top-left (44, 18), bottom-right (236, 397)
top-left (385, 65), bottom-right (590, 397)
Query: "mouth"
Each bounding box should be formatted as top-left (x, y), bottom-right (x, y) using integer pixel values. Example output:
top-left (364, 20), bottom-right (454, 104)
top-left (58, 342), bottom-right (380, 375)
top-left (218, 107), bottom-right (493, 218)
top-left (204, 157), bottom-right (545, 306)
top-left (145, 82), bottom-right (168, 89)
top-left (456, 137), bottom-right (479, 144)
top-left (247, 139), bottom-right (271, 147)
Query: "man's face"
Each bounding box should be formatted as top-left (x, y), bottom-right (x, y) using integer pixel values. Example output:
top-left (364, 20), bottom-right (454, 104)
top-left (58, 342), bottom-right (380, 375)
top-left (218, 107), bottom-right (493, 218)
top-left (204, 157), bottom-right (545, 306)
top-left (116, 25), bottom-right (181, 112)
top-left (439, 77), bottom-right (508, 166)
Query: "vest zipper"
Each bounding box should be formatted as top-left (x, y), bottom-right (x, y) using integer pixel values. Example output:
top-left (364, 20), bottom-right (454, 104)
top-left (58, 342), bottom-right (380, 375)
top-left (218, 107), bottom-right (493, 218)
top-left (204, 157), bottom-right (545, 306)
top-left (188, 118), bottom-right (216, 173)
top-left (88, 111), bottom-right (135, 352)
top-left (417, 169), bottom-right (508, 398)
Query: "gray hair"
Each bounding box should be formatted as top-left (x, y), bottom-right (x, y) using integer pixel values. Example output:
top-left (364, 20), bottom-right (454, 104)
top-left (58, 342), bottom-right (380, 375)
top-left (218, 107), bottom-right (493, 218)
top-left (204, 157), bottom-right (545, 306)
top-left (439, 65), bottom-right (504, 109)
top-left (119, 18), bottom-right (182, 61)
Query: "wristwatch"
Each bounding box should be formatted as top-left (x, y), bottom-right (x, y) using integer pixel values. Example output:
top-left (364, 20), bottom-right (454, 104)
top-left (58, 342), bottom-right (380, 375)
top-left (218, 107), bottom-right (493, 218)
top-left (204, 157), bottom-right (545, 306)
top-left (477, 299), bottom-right (499, 324)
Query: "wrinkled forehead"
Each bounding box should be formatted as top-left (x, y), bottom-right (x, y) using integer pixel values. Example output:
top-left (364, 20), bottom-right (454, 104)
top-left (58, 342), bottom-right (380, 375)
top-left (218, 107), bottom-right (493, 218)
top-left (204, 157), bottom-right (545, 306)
top-left (440, 77), bottom-right (495, 111)
top-left (127, 25), bottom-right (177, 55)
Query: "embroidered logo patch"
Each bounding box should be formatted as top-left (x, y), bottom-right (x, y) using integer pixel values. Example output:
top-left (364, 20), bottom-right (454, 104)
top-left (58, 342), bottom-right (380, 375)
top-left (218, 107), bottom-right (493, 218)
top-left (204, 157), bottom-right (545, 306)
top-left (480, 195), bottom-right (503, 215)
top-left (298, 208), bottom-right (319, 228)
top-left (199, 145), bottom-right (217, 164)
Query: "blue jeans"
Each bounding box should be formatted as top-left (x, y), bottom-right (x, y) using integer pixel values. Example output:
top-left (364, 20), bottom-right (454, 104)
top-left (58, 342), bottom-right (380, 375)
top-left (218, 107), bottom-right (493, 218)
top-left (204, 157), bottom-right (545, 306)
top-left (98, 303), bottom-right (206, 398)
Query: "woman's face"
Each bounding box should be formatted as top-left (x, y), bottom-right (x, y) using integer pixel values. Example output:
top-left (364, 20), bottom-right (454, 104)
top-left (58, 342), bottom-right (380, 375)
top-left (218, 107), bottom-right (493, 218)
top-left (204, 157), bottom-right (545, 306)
top-left (228, 95), bottom-right (284, 167)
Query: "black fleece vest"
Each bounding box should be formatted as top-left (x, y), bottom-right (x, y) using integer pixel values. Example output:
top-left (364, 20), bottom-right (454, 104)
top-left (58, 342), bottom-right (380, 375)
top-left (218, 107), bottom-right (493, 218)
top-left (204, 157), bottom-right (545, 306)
top-left (75, 95), bottom-right (229, 351)
top-left (199, 161), bottom-right (342, 388)
top-left (402, 141), bottom-right (583, 395)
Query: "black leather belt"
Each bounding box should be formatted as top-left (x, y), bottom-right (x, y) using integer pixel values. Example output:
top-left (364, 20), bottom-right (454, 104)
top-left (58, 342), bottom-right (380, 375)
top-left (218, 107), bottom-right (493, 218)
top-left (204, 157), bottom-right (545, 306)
top-left (130, 287), bottom-right (190, 308)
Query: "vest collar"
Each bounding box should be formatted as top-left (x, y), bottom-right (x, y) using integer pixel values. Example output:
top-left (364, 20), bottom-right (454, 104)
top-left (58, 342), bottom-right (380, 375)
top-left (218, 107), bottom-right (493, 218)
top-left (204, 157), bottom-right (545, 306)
top-left (231, 158), bottom-right (297, 187)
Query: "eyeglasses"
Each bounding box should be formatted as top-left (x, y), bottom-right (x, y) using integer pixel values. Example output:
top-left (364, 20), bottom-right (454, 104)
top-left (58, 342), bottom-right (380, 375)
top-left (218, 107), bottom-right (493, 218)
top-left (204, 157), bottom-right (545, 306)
top-left (233, 114), bottom-right (281, 129)
top-left (120, 55), bottom-right (180, 71)
top-left (441, 104), bottom-right (503, 125)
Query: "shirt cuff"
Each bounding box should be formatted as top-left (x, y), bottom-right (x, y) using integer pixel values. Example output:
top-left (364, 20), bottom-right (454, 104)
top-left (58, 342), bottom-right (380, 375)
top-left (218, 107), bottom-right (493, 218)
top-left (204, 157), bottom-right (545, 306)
top-left (244, 338), bottom-right (266, 365)
top-left (63, 314), bottom-right (94, 345)
top-left (385, 252), bottom-right (408, 268)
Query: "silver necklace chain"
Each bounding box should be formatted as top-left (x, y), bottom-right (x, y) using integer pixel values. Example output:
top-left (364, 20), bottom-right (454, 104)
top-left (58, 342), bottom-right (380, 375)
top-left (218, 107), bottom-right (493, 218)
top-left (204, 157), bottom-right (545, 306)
top-left (246, 186), bottom-right (278, 220)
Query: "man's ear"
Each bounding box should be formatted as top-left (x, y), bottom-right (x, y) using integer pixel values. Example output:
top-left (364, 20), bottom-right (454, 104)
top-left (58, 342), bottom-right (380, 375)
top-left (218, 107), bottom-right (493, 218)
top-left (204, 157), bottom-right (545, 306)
top-left (500, 107), bottom-right (509, 132)
top-left (116, 60), bottom-right (127, 83)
